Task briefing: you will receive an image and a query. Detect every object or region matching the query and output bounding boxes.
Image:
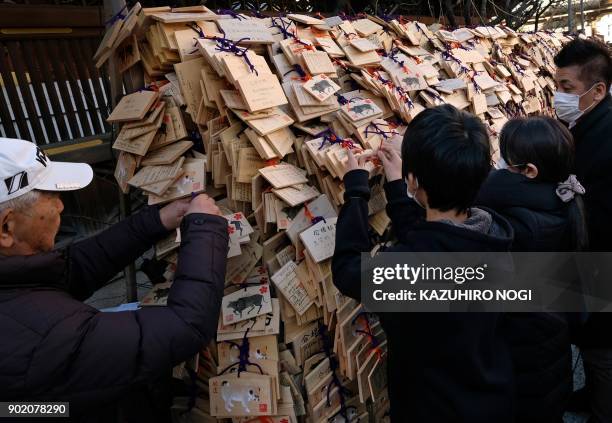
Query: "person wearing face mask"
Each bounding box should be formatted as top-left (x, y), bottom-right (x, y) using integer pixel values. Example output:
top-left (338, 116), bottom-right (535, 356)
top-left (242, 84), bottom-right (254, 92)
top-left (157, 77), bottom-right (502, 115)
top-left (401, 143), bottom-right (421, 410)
top-left (332, 105), bottom-right (515, 422)
top-left (476, 117), bottom-right (587, 423)
top-left (553, 38), bottom-right (612, 423)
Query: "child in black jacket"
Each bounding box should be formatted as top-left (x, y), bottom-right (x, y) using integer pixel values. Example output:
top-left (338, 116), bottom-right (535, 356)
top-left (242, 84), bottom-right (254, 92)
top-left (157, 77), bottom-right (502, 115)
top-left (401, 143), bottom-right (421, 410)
top-left (332, 105), bottom-right (515, 422)
top-left (476, 116), bottom-right (587, 423)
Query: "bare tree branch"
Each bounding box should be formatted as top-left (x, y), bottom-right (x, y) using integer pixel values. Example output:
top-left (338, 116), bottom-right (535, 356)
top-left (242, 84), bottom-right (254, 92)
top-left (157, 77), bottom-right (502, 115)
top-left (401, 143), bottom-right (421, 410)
top-left (443, 0), bottom-right (458, 27)
top-left (463, 0), bottom-right (472, 26)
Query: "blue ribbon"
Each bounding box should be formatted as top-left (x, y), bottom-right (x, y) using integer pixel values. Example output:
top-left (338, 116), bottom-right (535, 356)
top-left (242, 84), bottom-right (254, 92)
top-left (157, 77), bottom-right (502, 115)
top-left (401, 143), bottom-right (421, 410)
top-left (188, 24), bottom-right (258, 76)
top-left (335, 93), bottom-right (350, 105)
top-left (249, 7), bottom-right (265, 18)
top-left (311, 216), bottom-right (326, 225)
top-left (364, 121), bottom-right (397, 139)
top-left (315, 128), bottom-right (346, 150)
top-left (216, 9), bottom-right (245, 20)
top-left (318, 322), bottom-right (352, 420)
top-left (104, 4), bottom-right (127, 27)
top-left (283, 64), bottom-right (306, 78)
top-left (218, 328), bottom-right (264, 377)
top-left (395, 85), bottom-right (414, 108)
top-left (270, 16), bottom-right (295, 40)
top-left (378, 13), bottom-right (394, 22)
top-left (389, 48), bottom-right (407, 69)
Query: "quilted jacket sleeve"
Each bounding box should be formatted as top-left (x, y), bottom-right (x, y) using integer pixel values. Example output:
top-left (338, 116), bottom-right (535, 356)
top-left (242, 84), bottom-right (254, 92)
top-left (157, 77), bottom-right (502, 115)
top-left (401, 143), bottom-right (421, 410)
top-left (31, 213), bottom-right (228, 406)
top-left (66, 206), bottom-right (171, 301)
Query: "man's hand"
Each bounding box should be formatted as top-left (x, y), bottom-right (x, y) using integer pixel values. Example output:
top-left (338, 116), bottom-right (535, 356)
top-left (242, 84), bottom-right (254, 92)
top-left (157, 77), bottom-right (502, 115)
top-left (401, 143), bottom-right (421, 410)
top-left (345, 150), bottom-right (376, 175)
top-left (377, 145), bottom-right (403, 182)
top-left (186, 194), bottom-right (221, 216)
top-left (159, 198), bottom-right (191, 230)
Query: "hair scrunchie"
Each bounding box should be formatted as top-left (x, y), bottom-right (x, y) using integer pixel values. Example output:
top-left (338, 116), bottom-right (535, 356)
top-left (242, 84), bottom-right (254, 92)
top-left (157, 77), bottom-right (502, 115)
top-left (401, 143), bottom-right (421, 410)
top-left (556, 174), bottom-right (585, 202)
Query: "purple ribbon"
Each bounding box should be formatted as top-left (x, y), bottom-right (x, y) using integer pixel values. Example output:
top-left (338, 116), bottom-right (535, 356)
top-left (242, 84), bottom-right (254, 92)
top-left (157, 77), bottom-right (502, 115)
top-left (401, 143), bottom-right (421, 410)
top-left (218, 328), bottom-right (264, 377)
top-left (386, 48), bottom-right (406, 68)
top-left (216, 35), bottom-right (258, 76)
top-left (335, 93), bottom-right (350, 105)
top-left (189, 25), bottom-right (258, 76)
top-left (376, 73), bottom-right (391, 85)
top-left (395, 85), bottom-right (414, 108)
top-left (510, 58), bottom-right (526, 76)
top-left (289, 64), bottom-right (307, 78)
top-left (104, 4), bottom-right (127, 27)
top-left (339, 11), bottom-right (357, 21)
top-left (441, 48), bottom-right (462, 65)
top-left (270, 17), bottom-right (295, 40)
top-left (424, 89), bottom-right (445, 104)
top-left (315, 128), bottom-right (345, 150)
top-left (439, 47), bottom-right (472, 75)
top-left (311, 216), bottom-right (326, 224)
top-left (186, 22), bottom-right (205, 38)
top-left (216, 9), bottom-right (245, 20)
top-left (249, 7), bottom-right (265, 18)
top-left (471, 71), bottom-right (483, 93)
top-left (336, 93), bottom-right (366, 105)
top-left (319, 322), bottom-right (352, 420)
top-left (378, 13), bottom-right (394, 22)
top-left (466, 38), bottom-right (481, 49)
top-left (365, 121), bottom-right (398, 139)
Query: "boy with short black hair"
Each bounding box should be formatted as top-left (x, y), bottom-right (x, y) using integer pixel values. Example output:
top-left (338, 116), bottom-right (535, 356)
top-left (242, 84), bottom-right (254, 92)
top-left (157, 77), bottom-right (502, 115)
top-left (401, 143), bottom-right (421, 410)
top-left (332, 104), bottom-right (515, 422)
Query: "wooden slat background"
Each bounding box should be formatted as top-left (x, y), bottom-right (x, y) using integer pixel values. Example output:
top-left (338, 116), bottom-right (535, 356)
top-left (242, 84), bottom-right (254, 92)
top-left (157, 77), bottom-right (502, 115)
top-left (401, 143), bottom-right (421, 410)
top-left (0, 37), bottom-right (111, 144)
top-left (0, 5), bottom-right (111, 146)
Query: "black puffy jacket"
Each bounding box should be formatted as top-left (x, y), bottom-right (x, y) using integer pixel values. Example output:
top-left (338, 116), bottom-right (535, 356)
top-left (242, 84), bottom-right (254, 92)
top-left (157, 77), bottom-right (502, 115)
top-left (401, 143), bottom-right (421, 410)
top-left (0, 207), bottom-right (228, 421)
top-left (571, 94), bottom-right (612, 348)
top-left (476, 169), bottom-right (573, 423)
top-left (333, 171), bottom-right (515, 423)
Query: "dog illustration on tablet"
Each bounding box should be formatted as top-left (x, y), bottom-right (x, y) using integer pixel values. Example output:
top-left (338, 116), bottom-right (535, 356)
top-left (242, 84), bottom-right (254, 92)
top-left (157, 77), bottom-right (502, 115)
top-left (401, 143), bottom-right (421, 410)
top-left (221, 381), bottom-right (260, 413)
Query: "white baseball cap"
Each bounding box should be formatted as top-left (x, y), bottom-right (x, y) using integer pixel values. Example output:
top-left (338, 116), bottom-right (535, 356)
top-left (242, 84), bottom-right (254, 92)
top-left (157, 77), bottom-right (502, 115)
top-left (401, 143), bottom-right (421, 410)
top-left (0, 138), bottom-right (93, 202)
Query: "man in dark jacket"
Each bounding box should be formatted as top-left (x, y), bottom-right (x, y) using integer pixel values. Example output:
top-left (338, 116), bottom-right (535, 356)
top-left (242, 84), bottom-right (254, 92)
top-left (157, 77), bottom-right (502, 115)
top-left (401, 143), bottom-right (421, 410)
top-left (553, 39), bottom-right (612, 423)
top-left (332, 105), bottom-right (515, 422)
top-left (0, 138), bottom-right (229, 420)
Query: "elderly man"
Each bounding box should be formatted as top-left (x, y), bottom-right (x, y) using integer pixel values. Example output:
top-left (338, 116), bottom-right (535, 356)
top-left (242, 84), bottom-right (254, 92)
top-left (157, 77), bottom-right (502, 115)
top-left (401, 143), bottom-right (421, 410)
top-left (553, 38), bottom-right (612, 423)
top-left (0, 138), bottom-right (228, 420)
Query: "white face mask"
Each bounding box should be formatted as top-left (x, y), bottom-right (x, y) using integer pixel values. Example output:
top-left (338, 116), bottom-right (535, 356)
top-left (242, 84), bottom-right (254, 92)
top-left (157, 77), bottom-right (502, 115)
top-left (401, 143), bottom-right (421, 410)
top-left (495, 157), bottom-right (509, 170)
top-left (554, 84), bottom-right (596, 128)
top-left (406, 177), bottom-right (424, 208)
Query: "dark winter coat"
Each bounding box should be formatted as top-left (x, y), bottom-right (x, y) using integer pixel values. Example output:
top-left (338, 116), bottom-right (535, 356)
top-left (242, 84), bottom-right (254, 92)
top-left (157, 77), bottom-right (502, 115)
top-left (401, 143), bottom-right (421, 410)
top-left (332, 169), bottom-right (515, 423)
top-left (476, 169), bottom-right (573, 423)
top-left (570, 93), bottom-right (612, 348)
top-left (0, 207), bottom-right (228, 421)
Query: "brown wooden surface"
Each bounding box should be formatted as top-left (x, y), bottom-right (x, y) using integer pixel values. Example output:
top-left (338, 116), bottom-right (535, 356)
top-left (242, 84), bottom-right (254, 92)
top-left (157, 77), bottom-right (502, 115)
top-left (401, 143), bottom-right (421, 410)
top-left (1, 36), bottom-right (112, 144)
top-left (0, 43), bottom-right (31, 140)
top-left (6, 41), bottom-right (46, 142)
top-left (45, 40), bottom-right (83, 138)
top-left (70, 39), bottom-right (104, 134)
top-left (0, 5), bottom-right (104, 28)
top-left (58, 38), bottom-right (94, 136)
top-left (81, 38), bottom-right (112, 132)
top-left (32, 39), bottom-right (71, 140)
top-left (20, 39), bottom-right (58, 142)
top-left (0, 4), bottom-right (110, 148)
top-left (0, 28), bottom-right (105, 41)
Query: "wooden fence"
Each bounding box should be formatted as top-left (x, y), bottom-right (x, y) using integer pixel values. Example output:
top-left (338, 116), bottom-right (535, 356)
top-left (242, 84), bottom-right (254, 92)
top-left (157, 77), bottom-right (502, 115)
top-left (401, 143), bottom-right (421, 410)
top-left (0, 5), bottom-right (112, 160)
